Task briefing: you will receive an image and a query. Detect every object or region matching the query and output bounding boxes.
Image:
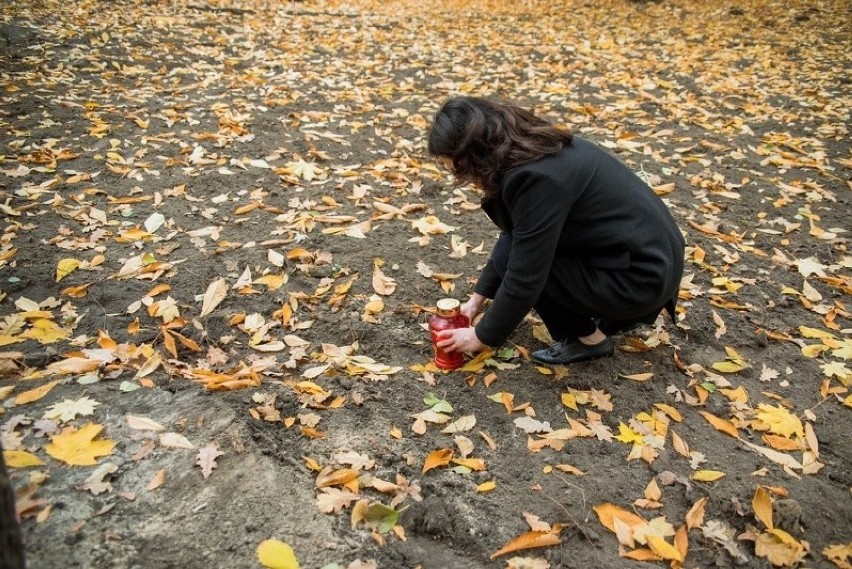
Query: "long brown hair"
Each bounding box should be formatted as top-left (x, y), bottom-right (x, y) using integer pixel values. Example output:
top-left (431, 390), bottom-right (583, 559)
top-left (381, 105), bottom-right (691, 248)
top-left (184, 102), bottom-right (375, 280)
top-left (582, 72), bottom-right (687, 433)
top-left (427, 97), bottom-right (573, 197)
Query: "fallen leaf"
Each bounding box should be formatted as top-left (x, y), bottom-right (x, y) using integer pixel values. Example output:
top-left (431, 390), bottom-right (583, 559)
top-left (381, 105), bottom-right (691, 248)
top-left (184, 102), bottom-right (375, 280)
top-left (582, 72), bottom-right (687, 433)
top-left (490, 530), bottom-right (561, 559)
top-left (3, 450), bottom-right (45, 468)
top-left (196, 443), bottom-right (225, 479)
top-left (199, 278), bottom-right (228, 317)
top-left (422, 448), bottom-right (453, 473)
top-left (14, 380), bottom-right (61, 405)
top-left (44, 423), bottom-right (117, 466)
top-left (753, 486), bottom-right (774, 529)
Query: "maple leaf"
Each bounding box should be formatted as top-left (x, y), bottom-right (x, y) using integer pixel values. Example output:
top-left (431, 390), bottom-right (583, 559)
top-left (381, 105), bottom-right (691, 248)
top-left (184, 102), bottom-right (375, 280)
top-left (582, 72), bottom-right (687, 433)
top-left (44, 397), bottom-right (100, 423)
top-left (45, 423), bottom-right (117, 466)
top-left (196, 443), bottom-right (225, 479)
top-left (755, 403), bottom-right (804, 438)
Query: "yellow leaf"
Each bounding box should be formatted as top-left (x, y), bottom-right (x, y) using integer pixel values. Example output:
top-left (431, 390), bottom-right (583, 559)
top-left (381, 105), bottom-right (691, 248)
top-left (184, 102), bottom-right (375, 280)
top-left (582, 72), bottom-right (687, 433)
top-left (14, 380), bottom-right (60, 405)
top-left (753, 486), bottom-right (774, 530)
top-left (755, 403), bottom-right (804, 439)
top-left (3, 450), bottom-right (45, 468)
top-left (560, 392), bottom-right (578, 411)
top-left (451, 457), bottom-right (486, 471)
top-left (56, 258), bottom-right (81, 282)
top-left (801, 344), bottom-right (830, 358)
top-left (614, 422), bottom-right (644, 445)
top-left (257, 539), bottom-right (300, 569)
top-left (389, 426), bottom-right (402, 439)
top-left (19, 319), bottom-right (70, 344)
top-left (476, 480), bottom-right (496, 493)
top-left (535, 366), bottom-right (553, 375)
top-left (798, 326), bottom-right (835, 339)
top-left (691, 470), bottom-right (726, 482)
top-left (489, 530), bottom-right (561, 559)
top-left (711, 360), bottom-right (748, 373)
top-left (698, 411), bottom-right (740, 438)
top-left (647, 535), bottom-right (685, 562)
top-left (255, 274), bottom-right (286, 291)
top-left (44, 423), bottom-right (117, 466)
top-left (422, 448), bottom-right (453, 473)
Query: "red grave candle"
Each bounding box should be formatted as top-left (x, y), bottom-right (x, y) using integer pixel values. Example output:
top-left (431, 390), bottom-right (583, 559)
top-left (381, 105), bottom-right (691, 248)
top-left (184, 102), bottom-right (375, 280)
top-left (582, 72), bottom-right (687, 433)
top-left (428, 298), bottom-right (470, 370)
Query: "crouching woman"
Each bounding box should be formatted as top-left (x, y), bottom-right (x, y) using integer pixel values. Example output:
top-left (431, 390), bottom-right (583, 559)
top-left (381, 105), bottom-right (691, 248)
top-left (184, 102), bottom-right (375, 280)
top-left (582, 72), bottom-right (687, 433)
top-left (429, 96), bottom-right (684, 365)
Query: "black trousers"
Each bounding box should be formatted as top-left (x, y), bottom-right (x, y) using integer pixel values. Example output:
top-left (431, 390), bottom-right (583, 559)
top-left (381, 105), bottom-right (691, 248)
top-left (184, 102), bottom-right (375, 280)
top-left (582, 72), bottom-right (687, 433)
top-left (489, 234), bottom-right (670, 341)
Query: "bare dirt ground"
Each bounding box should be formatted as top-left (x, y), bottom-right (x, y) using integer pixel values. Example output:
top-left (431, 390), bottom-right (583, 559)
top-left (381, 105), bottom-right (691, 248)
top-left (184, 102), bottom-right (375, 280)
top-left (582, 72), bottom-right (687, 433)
top-left (0, 0), bottom-right (850, 568)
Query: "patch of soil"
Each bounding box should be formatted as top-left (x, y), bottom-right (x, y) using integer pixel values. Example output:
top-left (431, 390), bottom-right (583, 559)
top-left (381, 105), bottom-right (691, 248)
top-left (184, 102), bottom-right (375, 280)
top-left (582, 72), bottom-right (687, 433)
top-left (1, 1), bottom-right (850, 568)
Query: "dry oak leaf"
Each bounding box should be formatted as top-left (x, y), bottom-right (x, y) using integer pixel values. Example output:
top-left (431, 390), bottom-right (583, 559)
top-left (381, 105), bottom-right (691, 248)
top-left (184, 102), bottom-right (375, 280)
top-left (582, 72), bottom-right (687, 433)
top-left (196, 443), bottom-right (225, 479)
top-left (45, 423), bottom-right (117, 466)
top-left (316, 487), bottom-right (360, 514)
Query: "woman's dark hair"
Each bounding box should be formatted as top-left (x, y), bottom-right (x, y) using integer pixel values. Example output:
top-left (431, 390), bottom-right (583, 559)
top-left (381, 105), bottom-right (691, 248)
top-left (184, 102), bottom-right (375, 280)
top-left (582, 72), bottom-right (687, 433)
top-left (427, 97), bottom-right (573, 196)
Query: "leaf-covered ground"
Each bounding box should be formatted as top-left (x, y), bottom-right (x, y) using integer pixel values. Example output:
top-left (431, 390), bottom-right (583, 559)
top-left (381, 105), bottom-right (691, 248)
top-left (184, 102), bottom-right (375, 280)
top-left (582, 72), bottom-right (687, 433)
top-left (1, 0), bottom-right (850, 567)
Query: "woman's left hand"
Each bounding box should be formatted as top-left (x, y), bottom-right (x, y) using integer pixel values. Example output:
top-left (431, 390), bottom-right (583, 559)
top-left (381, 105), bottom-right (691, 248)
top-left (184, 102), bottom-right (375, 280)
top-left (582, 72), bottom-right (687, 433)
top-left (436, 326), bottom-right (485, 354)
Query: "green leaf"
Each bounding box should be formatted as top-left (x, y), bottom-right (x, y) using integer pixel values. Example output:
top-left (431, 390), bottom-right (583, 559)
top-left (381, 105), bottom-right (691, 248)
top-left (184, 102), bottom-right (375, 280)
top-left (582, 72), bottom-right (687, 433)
top-left (496, 346), bottom-right (516, 359)
top-left (423, 393), bottom-right (453, 413)
top-left (364, 503), bottom-right (399, 534)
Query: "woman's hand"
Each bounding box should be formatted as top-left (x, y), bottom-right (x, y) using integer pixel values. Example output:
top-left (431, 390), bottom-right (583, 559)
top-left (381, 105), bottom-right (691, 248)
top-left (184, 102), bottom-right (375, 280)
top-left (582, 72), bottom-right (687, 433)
top-left (436, 326), bottom-right (485, 354)
top-left (460, 293), bottom-right (487, 322)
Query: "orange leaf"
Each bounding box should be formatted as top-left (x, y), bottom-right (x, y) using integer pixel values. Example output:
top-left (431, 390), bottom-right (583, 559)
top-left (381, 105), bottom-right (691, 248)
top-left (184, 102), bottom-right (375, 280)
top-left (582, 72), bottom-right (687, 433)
top-left (675, 524), bottom-right (689, 558)
top-left (593, 502), bottom-right (646, 533)
top-left (422, 448), bottom-right (453, 473)
top-left (315, 468), bottom-right (360, 489)
top-left (489, 530), bottom-right (561, 559)
top-left (620, 547), bottom-right (662, 561)
top-left (685, 497), bottom-right (708, 530)
top-left (698, 411), bottom-right (740, 438)
top-left (162, 330), bottom-right (178, 358)
top-left (14, 380), bottom-right (60, 405)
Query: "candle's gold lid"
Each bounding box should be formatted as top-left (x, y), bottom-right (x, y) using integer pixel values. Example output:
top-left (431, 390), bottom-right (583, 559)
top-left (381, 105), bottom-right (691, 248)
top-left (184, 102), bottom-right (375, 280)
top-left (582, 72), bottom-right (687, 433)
top-left (436, 298), bottom-right (460, 314)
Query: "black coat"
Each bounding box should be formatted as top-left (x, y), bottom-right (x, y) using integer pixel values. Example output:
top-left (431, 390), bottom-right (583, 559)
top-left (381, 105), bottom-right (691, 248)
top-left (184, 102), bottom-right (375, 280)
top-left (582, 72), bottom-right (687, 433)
top-left (473, 136), bottom-right (685, 347)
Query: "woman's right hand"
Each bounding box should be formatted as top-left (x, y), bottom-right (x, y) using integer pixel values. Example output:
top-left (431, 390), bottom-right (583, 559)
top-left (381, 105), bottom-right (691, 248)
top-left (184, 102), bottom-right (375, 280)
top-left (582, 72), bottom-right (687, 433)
top-left (460, 293), bottom-right (486, 323)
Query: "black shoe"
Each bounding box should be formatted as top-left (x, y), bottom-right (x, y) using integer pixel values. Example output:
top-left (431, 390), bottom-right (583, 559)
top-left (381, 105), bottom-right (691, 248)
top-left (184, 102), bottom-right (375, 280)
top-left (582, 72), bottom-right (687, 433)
top-left (531, 337), bottom-right (614, 365)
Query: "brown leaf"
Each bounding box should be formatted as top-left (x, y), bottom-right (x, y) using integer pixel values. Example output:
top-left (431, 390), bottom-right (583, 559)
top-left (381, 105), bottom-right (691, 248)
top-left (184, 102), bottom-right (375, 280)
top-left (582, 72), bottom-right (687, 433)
top-left (196, 443), bottom-right (225, 479)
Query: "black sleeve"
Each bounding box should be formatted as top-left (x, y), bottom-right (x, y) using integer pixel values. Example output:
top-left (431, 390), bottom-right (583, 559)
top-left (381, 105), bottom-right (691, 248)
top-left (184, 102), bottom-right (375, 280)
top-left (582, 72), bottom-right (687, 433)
top-left (474, 171), bottom-right (578, 347)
